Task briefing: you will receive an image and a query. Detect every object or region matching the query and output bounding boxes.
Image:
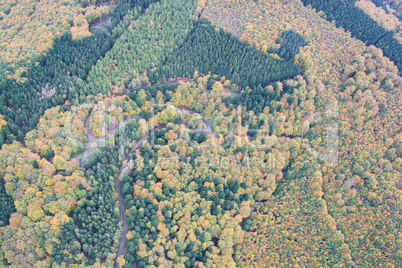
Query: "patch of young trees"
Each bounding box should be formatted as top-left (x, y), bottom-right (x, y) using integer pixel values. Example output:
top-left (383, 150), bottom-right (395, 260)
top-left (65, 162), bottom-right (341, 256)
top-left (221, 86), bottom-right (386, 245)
top-left (0, 182), bottom-right (15, 227)
top-left (83, 0), bottom-right (197, 95)
top-left (74, 154), bottom-right (120, 264)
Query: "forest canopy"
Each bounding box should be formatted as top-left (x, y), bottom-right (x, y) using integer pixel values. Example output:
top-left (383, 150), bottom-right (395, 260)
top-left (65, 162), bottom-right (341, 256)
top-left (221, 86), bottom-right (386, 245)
top-left (149, 19), bottom-right (303, 88)
top-left (0, 0), bottom-right (401, 267)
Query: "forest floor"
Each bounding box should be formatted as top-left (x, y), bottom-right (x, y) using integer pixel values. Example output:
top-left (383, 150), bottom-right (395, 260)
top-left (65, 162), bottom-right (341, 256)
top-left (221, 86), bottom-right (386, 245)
top-left (89, 17), bottom-right (113, 34)
top-left (88, 1), bottom-right (117, 33)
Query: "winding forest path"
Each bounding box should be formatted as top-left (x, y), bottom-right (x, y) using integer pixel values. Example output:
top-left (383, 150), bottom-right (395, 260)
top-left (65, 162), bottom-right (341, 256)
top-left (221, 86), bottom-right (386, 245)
top-left (222, 84), bottom-right (240, 96)
top-left (115, 131), bottom-right (153, 268)
top-left (78, 77), bottom-right (238, 267)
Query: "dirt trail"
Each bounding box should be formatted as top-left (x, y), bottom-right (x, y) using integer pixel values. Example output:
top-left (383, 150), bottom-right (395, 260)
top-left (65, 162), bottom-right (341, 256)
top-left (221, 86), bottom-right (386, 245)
top-left (78, 77), bottom-right (238, 268)
top-left (115, 131), bottom-right (152, 266)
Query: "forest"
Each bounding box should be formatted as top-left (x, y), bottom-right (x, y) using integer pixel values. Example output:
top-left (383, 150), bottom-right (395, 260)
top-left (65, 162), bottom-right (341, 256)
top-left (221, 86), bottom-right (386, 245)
top-left (0, 182), bottom-right (15, 228)
top-left (300, 0), bottom-right (402, 71)
top-left (370, 0), bottom-right (402, 20)
top-left (0, 0), bottom-right (401, 267)
top-left (0, 0), bottom-right (161, 144)
top-left (149, 19), bottom-right (303, 88)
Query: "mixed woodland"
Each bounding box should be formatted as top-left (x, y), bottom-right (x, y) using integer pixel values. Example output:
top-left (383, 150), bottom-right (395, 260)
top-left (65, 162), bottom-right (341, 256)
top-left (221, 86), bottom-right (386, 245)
top-left (0, 0), bottom-right (401, 267)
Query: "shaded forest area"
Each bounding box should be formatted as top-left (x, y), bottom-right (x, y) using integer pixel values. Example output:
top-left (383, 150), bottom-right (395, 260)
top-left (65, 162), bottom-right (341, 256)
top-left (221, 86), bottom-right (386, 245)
top-left (149, 19), bottom-right (303, 88)
top-left (0, 182), bottom-right (15, 228)
top-left (0, 0), bottom-right (159, 145)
